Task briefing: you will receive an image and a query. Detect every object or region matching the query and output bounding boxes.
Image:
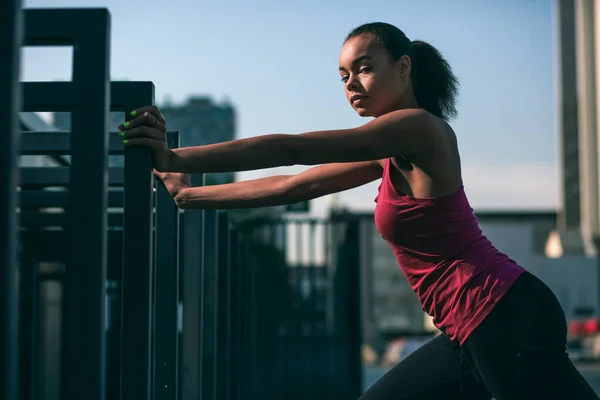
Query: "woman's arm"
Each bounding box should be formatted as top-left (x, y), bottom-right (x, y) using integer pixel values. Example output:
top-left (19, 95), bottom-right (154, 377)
top-left (163, 108), bottom-right (437, 173)
top-left (174, 160), bottom-right (382, 209)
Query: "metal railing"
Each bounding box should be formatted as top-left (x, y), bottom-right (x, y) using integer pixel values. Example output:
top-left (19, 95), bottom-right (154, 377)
top-left (4, 6), bottom-right (363, 400)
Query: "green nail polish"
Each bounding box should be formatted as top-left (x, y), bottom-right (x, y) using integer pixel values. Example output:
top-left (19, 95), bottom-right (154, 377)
top-left (123, 139), bottom-right (129, 144)
top-left (130, 110), bottom-right (137, 116)
top-left (124, 121), bottom-right (130, 127)
top-left (119, 132), bottom-right (124, 137)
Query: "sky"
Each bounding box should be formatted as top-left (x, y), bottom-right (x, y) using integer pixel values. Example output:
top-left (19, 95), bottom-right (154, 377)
top-left (21, 0), bottom-right (558, 214)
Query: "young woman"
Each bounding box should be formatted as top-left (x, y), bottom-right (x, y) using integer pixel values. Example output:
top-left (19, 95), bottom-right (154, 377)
top-left (119, 22), bottom-right (599, 400)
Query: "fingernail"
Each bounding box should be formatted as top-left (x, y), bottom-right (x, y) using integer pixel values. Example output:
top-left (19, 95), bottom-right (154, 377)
top-left (130, 110), bottom-right (137, 116)
top-left (124, 121), bottom-right (130, 128)
top-left (123, 140), bottom-right (129, 144)
top-left (119, 132), bottom-right (124, 137)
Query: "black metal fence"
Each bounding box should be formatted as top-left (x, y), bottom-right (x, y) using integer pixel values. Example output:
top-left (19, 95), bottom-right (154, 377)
top-left (3, 6), bottom-right (363, 400)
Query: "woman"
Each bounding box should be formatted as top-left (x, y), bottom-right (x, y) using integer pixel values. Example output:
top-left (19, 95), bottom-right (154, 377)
top-left (119, 22), bottom-right (599, 399)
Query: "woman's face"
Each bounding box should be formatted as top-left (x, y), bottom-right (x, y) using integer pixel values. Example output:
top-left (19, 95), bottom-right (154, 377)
top-left (339, 34), bottom-right (413, 117)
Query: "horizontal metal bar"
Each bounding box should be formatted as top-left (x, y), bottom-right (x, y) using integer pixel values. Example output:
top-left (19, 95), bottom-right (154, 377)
top-left (23, 8), bottom-right (110, 47)
top-left (21, 82), bottom-right (73, 112)
top-left (19, 167), bottom-right (124, 186)
top-left (20, 131), bottom-right (179, 155)
top-left (22, 81), bottom-right (157, 112)
top-left (19, 190), bottom-right (124, 208)
top-left (18, 210), bottom-right (145, 229)
top-left (20, 132), bottom-right (120, 155)
top-left (19, 210), bottom-right (128, 229)
top-left (20, 229), bottom-right (122, 263)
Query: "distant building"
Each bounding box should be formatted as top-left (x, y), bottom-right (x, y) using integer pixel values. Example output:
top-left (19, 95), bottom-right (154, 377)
top-left (160, 96), bottom-right (236, 185)
top-left (53, 95), bottom-right (237, 185)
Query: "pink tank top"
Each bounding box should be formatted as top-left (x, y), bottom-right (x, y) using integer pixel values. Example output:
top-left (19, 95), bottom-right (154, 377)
top-left (374, 158), bottom-right (525, 344)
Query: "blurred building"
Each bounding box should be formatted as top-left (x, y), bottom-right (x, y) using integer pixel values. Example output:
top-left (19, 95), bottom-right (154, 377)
top-left (554, 0), bottom-right (600, 256)
top-left (53, 95), bottom-right (236, 185)
top-left (554, 0), bottom-right (600, 316)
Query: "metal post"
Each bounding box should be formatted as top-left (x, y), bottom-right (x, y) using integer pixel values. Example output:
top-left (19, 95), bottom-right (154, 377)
top-left (153, 132), bottom-right (181, 400)
top-left (0, 1), bottom-right (22, 400)
top-left (216, 211), bottom-right (231, 400)
top-left (241, 239), bottom-right (256, 397)
top-left (18, 251), bottom-right (39, 400)
top-left (202, 209), bottom-right (218, 400)
top-left (229, 230), bottom-right (241, 400)
top-left (180, 175), bottom-right (204, 400)
top-left (22, 9), bottom-right (112, 400)
top-left (66, 11), bottom-right (111, 400)
top-left (341, 219), bottom-right (362, 398)
top-left (119, 82), bottom-right (156, 400)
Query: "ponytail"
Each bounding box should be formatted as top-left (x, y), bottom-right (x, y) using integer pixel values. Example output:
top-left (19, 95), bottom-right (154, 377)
top-left (410, 40), bottom-right (459, 120)
top-left (346, 23), bottom-right (459, 120)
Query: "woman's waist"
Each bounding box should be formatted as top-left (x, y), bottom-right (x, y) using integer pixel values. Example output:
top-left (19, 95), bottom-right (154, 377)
top-left (392, 235), bottom-right (504, 266)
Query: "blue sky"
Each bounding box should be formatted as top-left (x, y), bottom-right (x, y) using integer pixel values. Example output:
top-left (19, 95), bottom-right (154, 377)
top-left (21, 0), bottom-right (557, 212)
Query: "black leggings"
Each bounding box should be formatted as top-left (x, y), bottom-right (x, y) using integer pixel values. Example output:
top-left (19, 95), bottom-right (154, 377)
top-left (360, 272), bottom-right (600, 400)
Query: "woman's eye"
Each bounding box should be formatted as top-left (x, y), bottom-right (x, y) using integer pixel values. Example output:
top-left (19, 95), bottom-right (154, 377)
top-left (360, 66), bottom-right (372, 74)
top-left (340, 76), bottom-right (349, 83)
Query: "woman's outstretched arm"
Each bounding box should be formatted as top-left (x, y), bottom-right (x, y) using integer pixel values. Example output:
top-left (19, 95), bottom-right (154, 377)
top-left (119, 106), bottom-right (439, 174)
top-left (161, 160), bottom-right (382, 209)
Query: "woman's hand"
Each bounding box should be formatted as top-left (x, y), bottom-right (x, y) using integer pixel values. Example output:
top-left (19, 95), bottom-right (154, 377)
top-left (154, 169), bottom-right (191, 199)
top-left (118, 105), bottom-right (175, 172)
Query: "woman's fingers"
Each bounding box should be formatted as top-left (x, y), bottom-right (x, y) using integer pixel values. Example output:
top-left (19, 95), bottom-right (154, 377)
top-left (121, 125), bottom-right (164, 141)
top-left (118, 108), bottom-right (166, 132)
top-left (122, 136), bottom-right (164, 150)
top-left (132, 106), bottom-right (165, 124)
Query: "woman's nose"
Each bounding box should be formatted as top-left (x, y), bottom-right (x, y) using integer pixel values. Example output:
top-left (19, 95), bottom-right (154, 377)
top-left (345, 76), bottom-right (360, 91)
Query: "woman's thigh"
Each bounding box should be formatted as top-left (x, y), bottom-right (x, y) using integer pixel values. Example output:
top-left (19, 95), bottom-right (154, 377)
top-left (360, 334), bottom-right (492, 400)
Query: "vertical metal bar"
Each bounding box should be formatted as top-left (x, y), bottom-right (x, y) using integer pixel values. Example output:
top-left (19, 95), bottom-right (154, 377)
top-left (0, 1), bottom-right (22, 400)
top-left (329, 222), bottom-right (341, 399)
top-left (309, 222), bottom-right (318, 335)
top-left (307, 221), bottom-right (317, 385)
top-left (180, 174), bottom-right (204, 400)
top-left (201, 209), bottom-right (218, 400)
top-left (153, 132), bottom-right (180, 400)
top-left (343, 219), bottom-right (362, 399)
top-left (238, 237), bottom-right (250, 396)
top-left (106, 230), bottom-right (123, 400)
top-left (248, 245), bottom-right (259, 398)
top-left (216, 211), bottom-right (231, 400)
top-left (63, 9), bottom-right (111, 400)
top-left (289, 220), bottom-right (302, 387)
top-left (121, 83), bottom-right (155, 400)
top-left (18, 252), bottom-right (38, 400)
top-left (151, 190), bottom-right (158, 400)
top-left (240, 238), bottom-right (253, 397)
top-left (229, 230), bottom-right (241, 400)
top-left (270, 221), bottom-right (283, 396)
